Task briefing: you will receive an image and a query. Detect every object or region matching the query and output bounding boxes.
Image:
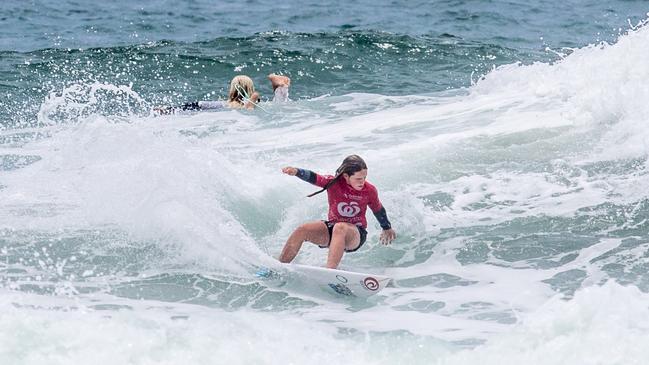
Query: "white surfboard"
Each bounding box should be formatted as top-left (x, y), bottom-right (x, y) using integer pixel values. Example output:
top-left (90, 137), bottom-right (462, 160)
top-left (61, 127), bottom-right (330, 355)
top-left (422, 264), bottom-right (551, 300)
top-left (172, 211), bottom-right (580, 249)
top-left (256, 263), bottom-right (391, 298)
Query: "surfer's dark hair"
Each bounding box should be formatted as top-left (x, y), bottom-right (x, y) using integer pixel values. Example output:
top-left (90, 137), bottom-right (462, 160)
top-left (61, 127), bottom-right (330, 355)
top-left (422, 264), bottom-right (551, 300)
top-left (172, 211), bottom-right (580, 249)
top-left (307, 155), bottom-right (368, 197)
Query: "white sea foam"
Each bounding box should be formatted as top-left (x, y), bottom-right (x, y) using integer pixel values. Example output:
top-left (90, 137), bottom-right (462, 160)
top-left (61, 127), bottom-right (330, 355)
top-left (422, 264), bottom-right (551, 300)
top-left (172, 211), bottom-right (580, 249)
top-left (0, 283), bottom-right (647, 365)
top-left (437, 282), bottom-right (649, 365)
top-left (1, 19), bottom-right (649, 365)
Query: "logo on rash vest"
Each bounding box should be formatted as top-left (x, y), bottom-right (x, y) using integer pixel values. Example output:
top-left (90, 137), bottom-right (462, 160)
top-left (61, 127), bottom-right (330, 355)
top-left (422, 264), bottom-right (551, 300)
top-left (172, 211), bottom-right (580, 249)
top-left (337, 202), bottom-right (361, 217)
top-left (343, 193), bottom-right (362, 200)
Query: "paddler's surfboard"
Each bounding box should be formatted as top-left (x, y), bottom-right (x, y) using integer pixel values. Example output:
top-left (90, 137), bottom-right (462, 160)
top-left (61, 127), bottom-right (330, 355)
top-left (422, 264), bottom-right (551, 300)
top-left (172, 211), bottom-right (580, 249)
top-left (256, 263), bottom-right (391, 298)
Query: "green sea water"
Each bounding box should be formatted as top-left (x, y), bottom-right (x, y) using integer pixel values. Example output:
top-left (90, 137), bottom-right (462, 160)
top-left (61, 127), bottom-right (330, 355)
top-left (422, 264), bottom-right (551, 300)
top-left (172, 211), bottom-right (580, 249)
top-left (2, 1), bottom-right (649, 364)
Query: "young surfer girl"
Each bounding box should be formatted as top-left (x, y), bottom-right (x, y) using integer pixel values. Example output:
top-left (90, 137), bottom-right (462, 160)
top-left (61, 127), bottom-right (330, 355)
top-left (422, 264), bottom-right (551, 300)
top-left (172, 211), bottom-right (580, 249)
top-left (279, 155), bottom-right (396, 269)
top-left (154, 73), bottom-right (290, 114)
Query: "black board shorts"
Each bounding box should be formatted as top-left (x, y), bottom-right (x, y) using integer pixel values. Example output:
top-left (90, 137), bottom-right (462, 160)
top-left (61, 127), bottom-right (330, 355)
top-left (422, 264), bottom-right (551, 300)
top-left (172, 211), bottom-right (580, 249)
top-left (319, 220), bottom-right (368, 252)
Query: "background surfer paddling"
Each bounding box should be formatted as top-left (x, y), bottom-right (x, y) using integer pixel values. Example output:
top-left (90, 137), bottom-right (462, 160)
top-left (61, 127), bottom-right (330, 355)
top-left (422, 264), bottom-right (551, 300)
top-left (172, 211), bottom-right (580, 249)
top-left (154, 73), bottom-right (290, 114)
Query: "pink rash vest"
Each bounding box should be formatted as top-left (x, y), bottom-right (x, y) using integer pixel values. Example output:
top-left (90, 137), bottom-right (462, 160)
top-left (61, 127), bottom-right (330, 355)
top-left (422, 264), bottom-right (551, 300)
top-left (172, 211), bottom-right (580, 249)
top-left (314, 173), bottom-right (383, 229)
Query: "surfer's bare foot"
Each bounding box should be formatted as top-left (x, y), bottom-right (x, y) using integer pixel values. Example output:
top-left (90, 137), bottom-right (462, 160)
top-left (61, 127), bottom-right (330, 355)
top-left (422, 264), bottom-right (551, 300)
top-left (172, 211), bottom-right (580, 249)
top-left (268, 74), bottom-right (291, 90)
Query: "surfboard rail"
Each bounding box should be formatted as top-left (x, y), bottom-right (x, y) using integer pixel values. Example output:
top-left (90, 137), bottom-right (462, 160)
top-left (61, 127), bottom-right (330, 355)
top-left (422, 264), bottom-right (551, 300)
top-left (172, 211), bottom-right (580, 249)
top-left (256, 263), bottom-right (391, 298)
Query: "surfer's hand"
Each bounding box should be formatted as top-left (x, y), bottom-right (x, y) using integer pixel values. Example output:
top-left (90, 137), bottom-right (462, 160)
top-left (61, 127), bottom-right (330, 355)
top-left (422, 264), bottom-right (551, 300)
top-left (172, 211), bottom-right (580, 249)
top-left (379, 229), bottom-right (396, 245)
top-left (244, 91), bottom-right (261, 109)
top-left (282, 166), bottom-right (298, 176)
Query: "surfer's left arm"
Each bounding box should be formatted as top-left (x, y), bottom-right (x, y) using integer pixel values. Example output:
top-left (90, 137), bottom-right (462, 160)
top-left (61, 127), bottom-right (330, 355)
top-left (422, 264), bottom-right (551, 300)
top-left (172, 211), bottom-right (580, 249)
top-left (369, 188), bottom-right (396, 245)
top-left (373, 207), bottom-right (396, 245)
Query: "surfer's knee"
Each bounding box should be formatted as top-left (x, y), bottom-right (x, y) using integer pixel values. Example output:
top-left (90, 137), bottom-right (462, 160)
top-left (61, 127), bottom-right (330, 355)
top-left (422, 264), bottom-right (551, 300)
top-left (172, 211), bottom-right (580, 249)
top-left (294, 223), bottom-right (322, 240)
top-left (331, 223), bottom-right (353, 237)
top-left (293, 223), bottom-right (311, 237)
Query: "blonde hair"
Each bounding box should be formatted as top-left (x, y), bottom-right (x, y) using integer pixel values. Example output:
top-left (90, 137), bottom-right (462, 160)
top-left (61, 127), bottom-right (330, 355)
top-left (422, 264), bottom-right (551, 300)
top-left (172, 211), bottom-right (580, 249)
top-left (228, 75), bottom-right (255, 108)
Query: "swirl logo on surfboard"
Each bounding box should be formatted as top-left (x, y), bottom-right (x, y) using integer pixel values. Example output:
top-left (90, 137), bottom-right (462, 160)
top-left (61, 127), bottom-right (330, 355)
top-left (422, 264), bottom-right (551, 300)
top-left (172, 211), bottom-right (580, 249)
top-left (363, 277), bottom-right (379, 291)
top-left (337, 202), bottom-right (361, 217)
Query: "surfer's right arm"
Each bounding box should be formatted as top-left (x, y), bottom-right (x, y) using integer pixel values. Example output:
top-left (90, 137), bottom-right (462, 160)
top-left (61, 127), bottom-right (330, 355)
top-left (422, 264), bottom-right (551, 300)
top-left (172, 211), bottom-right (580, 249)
top-left (282, 167), bottom-right (318, 185)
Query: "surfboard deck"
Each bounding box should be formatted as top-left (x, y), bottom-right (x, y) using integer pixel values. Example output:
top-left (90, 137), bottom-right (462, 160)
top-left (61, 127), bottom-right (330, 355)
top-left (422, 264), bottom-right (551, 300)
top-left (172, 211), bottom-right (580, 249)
top-left (256, 263), bottom-right (391, 298)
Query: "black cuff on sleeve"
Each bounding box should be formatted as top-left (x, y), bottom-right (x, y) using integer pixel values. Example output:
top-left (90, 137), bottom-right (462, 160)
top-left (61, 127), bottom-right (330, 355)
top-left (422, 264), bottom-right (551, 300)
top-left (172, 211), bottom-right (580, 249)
top-left (373, 206), bottom-right (392, 230)
top-left (296, 168), bottom-right (317, 184)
